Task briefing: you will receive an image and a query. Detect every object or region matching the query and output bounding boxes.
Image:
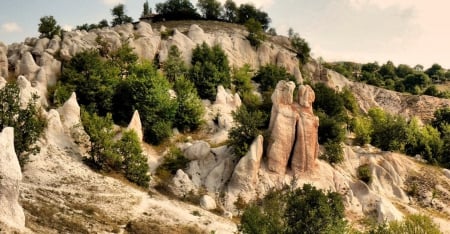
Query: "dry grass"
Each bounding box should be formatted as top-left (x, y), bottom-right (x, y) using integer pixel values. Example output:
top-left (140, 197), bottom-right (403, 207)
top-left (125, 218), bottom-right (208, 234)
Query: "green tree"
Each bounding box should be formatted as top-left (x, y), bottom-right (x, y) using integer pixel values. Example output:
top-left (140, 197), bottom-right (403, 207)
top-left (432, 107), bottom-right (450, 132)
top-left (57, 49), bottom-right (120, 115)
top-left (352, 116), bottom-right (373, 145)
top-left (189, 42), bottom-right (231, 100)
top-left (232, 64), bottom-right (253, 95)
top-left (155, 0), bottom-right (200, 21)
top-left (222, 0), bottom-right (238, 22)
top-left (113, 61), bottom-right (177, 144)
top-left (290, 32), bottom-right (311, 64)
top-left (111, 4), bottom-right (133, 26)
top-left (141, 0), bottom-right (151, 17)
top-left (240, 184), bottom-right (347, 234)
top-left (81, 110), bottom-right (121, 171)
top-left (321, 141), bottom-right (344, 164)
top-left (395, 64), bottom-right (414, 78)
top-left (109, 42), bottom-right (138, 77)
top-left (253, 64), bottom-right (295, 92)
top-left (173, 76), bottom-right (205, 132)
top-left (197, 0), bottom-right (222, 20)
top-left (379, 61), bottom-right (396, 79)
top-left (38, 15), bottom-right (61, 39)
top-left (163, 45), bottom-right (188, 82)
top-left (117, 130), bottom-right (150, 187)
top-left (403, 72), bottom-right (431, 94)
top-left (0, 83), bottom-right (46, 167)
top-left (228, 106), bottom-right (265, 157)
top-left (245, 18), bottom-right (266, 48)
top-left (98, 19), bottom-right (109, 28)
top-left (237, 3), bottom-right (271, 30)
top-left (368, 108), bottom-right (409, 151)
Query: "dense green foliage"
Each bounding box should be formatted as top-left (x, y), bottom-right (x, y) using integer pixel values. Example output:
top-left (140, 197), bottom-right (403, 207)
top-left (320, 141), bottom-right (344, 164)
top-left (245, 18), bottom-right (266, 47)
top-left (111, 4), bottom-right (133, 26)
top-left (57, 43), bottom-right (203, 145)
top-left (113, 61), bottom-right (177, 144)
top-left (116, 130), bottom-right (150, 187)
top-left (81, 110), bottom-right (150, 187)
top-left (370, 214), bottom-right (442, 234)
top-left (324, 61), bottom-right (450, 98)
top-left (357, 164), bottom-right (372, 184)
top-left (288, 28), bottom-right (311, 64)
top-left (56, 49), bottom-right (120, 115)
top-left (173, 76), bottom-right (204, 132)
top-left (38, 15), bottom-right (61, 39)
top-left (189, 42), bottom-right (231, 100)
top-left (350, 107), bottom-right (450, 168)
top-left (254, 64), bottom-right (296, 93)
top-left (0, 83), bottom-right (46, 167)
top-left (228, 106), bottom-right (266, 157)
top-left (240, 184), bottom-right (347, 234)
top-left (155, 147), bottom-right (190, 182)
top-left (155, 0), bottom-right (201, 21)
top-left (163, 46), bottom-right (188, 82)
top-left (75, 19), bottom-right (109, 31)
top-left (81, 110), bottom-right (121, 171)
top-left (197, 0), bottom-right (222, 20)
top-left (235, 3), bottom-right (271, 30)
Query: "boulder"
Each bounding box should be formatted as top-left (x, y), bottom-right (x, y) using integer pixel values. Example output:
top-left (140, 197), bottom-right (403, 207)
top-left (32, 37), bottom-right (50, 56)
top-left (39, 52), bottom-right (61, 87)
top-left (377, 198), bottom-right (403, 223)
top-left (134, 21), bottom-right (153, 37)
top-left (443, 169), bottom-right (450, 179)
top-left (0, 127), bottom-right (25, 229)
top-left (45, 36), bottom-right (61, 55)
top-left (0, 42), bottom-right (8, 78)
top-left (127, 110), bottom-right (144, 142)
top-left (0, 76), bottom-right (6, 89)
top-left (183, 141), bottom-right (211, 160)
top-left (199, 195), bottom-right (217, 210)
top-left (168, 169), bottom-right (197, 197)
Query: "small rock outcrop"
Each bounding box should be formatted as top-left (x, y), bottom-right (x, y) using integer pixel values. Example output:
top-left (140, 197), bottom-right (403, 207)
top-left (200, 195), bottom-right (217, 210)
top-left (0, 42), bottom-right (7, 78)
top-left (127, 110), bottom-right (144, 142)
top-left (0, 127), bottom-right (25, 229)
top-left (267, 81), bottom-right (319, 175)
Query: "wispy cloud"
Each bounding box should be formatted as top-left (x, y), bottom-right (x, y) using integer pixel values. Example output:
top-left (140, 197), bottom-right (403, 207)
top-left (100, 0), bottom-right (125, 7)
top-left (1, 22), bottom-right (22, 33)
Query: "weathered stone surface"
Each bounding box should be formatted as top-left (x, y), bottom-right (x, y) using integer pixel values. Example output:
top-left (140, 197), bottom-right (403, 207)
top-left (444, 169), bottom-right (450, 179)
top-left (183, 141), bottom-right (211, 160)
top-left (0, 76), bottom-right (6, 89)
top-left (226, 135), bottom-right (263, 207)
top-left (127, 110), bottom-right (143, 142)
top-left (200, 195), bottom-right (217, 210)
top-left (266, 81), bottom-right (297, 174)
top-left (0, 127), bottom-right (25, 229)
top-left (32, 38), bottom-right (50, 56)
top-left (59, 92), bottom-right (81, 130)
top-left (292, 85), bottom-right (319, 174)
top-left (0, 42), bottom-right (8, 78)
top-left (16, 51), bottom-right (39, 79)
top-left (17, 75), bottom-right (39, 108)
top-left (169, 169), bottom-right (197, 197)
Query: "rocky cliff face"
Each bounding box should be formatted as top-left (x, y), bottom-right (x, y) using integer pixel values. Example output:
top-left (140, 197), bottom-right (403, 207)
top-left (0, 127), bottom-right (25, 230)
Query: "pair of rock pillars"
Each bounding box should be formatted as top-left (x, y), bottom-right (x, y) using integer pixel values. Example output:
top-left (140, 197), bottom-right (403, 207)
top-left (267, 80), bottom-right (319, 175)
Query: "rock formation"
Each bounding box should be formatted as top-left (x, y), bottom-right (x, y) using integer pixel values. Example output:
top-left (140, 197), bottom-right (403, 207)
top-left (127, 110), bottom-right (144, 142)
top-left (0, 127), bottom-right (25, 229)
top-left (291, 85), bottom-right (319, 174)
top-left (267, 81), bottom-right (319, 175)
top-left (0, 42), bottom-right (7, 78)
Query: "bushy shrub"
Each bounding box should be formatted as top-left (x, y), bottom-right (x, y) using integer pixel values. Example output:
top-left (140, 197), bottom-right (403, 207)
top-left (116, 130), bottom-right (150, 187)
top-left (155, 0), bottom-right (201, 21)
top-left (81, 110), bottom-right (121, 171)
top-left (316, 111), bottom-right (345, 144)
top-left (228, 106), bottom-right (266, 157)
top-left (173, 76), bottom-right (204, 132)
top-left (155, 147), bottom-right (189, 182)
top-left (245, 18), bottom-right (266, 48)
top-left (189, 42), bottom-right (231, 100)
top-left (352, 116), bottom-right (373, 146)
top-left (113, 61), bottom-right (177, 144)
top-left (370, 214), bottom-right (442, 234)
top-left (253, 64), bottom-right (295, 92)
top-left (320, 141), bottom-right (344, 164)
top-left (0, 82), bottom-right (46, 167)
top-left (163, 45), bottom-right (188, 82)
top-left (357, 164), bottom-right (372, 184)
top-left (239, 184), bottom-right (347, 234)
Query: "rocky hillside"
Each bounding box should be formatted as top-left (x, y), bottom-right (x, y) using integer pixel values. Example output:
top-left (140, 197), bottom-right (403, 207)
top-left (1, 21), bottom-right (450, 233)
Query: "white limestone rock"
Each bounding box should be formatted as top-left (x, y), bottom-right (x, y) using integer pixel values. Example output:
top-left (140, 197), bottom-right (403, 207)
top-left (200, 195), bottom-right (217, 210)
top-left (0, 42), bottom-right (8, 78)
top-left (127, 110), bottom-right (144, 142)
top-left (169, 169), bottom-right (197, 197)
top-left (0, 127), bottom-right (25, 229)
top-left (183, 141), bottom-right (211, 160)
top-left (17, 75), bottom-right (39, 108)
top-left (59, 92), bottom-right (81, 130)
top-left (16, 51), bottom-right (39, 80)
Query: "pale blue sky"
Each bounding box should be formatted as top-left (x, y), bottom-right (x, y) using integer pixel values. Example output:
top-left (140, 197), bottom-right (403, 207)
top-left (1, 0), bottom-right (449, 68)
